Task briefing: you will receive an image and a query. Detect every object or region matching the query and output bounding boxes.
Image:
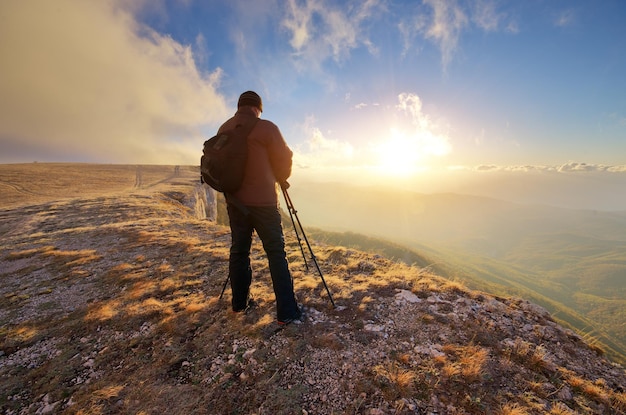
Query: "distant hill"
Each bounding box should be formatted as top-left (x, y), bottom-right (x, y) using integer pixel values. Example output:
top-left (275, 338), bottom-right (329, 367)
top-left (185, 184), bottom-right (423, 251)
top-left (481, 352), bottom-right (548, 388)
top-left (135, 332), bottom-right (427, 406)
top-left (287, 181), bottom-right (626, 364)
top-left (0, 163), bottom-right (624, 414)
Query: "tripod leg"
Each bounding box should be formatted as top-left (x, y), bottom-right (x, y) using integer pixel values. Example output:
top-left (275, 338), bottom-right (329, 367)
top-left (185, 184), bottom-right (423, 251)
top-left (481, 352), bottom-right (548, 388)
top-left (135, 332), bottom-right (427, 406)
top-left (219, 274), bottom-right (229, 299)
top-left (282, 188), bottom-right (336, 308)
top-left (282, 188), bottom-right (309, 271)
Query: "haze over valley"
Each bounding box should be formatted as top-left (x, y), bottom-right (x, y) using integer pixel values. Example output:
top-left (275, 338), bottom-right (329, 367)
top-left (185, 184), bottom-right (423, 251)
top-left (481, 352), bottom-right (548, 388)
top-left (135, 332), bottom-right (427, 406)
top-left (288, 180), bottom-right (626, 363)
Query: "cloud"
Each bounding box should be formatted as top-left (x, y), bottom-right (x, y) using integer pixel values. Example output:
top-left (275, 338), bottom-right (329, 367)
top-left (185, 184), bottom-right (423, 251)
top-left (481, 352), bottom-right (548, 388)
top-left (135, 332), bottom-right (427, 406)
top-left (395, 93), bottom-right (452, 157)
top-left (293, 115), bottom-right (354, 169)
top-left (469, 163), bottom-right (626, 174)
top-left (0, 0), bottom-right (228, 164)
top-left (400, 0), bottom-right (518, 68)
top-left (471, 0), bottom-right (501, 32)
top-left (505, 20), bottom-right (520, 34)
top-left (398, 0), bottom-right (468, 69)
top-left (556, 162), bottom-right (622, 173)
top-left (555, 9), bottom-right (576, 27)
top-left (283, 0), bottom-right (312, 51)
top-left (281, 0), bottom-right (383, 67)
top-left (475, 164), bottom-right (499, 172)
top-left (421, 0), bottom-right (468, 69)
top-left (477, 164), bottom-right (557, 173)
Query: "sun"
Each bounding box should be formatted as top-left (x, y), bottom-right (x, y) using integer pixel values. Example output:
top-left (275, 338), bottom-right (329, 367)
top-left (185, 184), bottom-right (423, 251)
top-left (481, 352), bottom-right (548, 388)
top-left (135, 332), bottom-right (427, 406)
top-left (374, 129), bottom-right (424, 177)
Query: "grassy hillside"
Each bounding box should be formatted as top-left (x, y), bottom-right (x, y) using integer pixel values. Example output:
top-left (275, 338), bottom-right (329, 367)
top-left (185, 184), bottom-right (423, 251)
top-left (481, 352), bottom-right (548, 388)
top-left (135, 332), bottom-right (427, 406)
top-left (10, 166), bottom-right (616, 364)
top-left (287, 182), bottom-right (626, 365)
top-left (1, 163), bottom-right (624, 414)
top-left (301, 228), bottom-right (626, 365)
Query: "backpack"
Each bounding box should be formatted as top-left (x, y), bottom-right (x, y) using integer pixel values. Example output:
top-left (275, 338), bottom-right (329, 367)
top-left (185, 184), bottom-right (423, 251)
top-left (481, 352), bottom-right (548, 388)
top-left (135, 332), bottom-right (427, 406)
top-left (200, 118), bottom-right (258, 193)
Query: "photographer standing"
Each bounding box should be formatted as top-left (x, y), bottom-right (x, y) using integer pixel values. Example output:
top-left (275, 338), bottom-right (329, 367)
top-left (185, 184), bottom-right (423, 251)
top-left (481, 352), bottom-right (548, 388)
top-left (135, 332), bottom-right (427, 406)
top-left (219, 91), bottom-right (303, 325)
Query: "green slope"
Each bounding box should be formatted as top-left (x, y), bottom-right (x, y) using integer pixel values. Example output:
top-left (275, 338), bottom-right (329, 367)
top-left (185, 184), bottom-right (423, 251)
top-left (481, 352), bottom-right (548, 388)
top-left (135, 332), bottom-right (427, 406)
top-left (306, 228), bottom-right (626, 365)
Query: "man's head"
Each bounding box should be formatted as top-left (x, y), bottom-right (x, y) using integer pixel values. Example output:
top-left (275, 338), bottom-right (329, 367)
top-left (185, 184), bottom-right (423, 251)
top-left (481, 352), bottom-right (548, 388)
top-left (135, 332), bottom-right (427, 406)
top-left (237, 91), bottom-right (263, 113)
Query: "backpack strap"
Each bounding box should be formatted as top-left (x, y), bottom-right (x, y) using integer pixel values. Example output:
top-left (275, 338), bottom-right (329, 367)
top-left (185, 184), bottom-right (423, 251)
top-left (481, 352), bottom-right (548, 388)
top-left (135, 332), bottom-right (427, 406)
top-left (223, 117), bottom-right (258, 216)
top-left (235, 117), bottom-right (259, 137)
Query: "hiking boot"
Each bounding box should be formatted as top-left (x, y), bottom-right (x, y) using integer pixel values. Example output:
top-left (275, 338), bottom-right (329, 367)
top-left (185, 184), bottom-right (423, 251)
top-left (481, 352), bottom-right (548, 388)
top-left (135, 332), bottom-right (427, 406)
top-left (277, 309), bottom-right (305, 326)
top-left (232, 298), bottom-right (257, 314)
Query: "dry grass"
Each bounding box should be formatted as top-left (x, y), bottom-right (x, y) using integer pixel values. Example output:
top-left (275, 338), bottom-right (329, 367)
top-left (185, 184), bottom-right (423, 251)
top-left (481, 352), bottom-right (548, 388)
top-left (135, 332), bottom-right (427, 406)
top-left (373, 361), bottom-right (416, 400)
top-left (613, 391), bottom-right (626, 412)
top-left (439, 343), bottom-right (489, 383)
top-left (565, 373), bottom-right (611, 405)
top-left (548, 402), bottom-right (577, 414)
top-left (497, 403), bottom-right (531, 415)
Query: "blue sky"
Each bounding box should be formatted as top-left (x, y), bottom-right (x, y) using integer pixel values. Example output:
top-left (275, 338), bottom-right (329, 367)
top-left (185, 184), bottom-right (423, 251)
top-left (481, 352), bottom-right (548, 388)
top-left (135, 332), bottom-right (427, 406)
top-left (1, 0), bottom-right (626, 206)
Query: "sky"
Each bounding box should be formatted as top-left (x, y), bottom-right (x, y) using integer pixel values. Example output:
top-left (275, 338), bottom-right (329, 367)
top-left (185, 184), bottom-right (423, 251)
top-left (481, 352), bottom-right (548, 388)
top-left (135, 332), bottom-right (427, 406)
top-left (1, 0), bottom-right (626, 209)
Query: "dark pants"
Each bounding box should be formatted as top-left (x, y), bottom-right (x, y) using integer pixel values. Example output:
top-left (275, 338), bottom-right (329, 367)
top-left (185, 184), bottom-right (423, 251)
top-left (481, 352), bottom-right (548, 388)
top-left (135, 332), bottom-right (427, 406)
top-left (227, 202), bottom-right (300, 321)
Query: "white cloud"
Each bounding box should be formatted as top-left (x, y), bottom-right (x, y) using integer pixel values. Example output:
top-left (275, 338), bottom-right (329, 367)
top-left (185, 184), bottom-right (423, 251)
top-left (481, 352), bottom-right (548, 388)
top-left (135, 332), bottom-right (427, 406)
top-left (281, 0), bottom-right (383, 67)
top-left (398, 0), bottom-right (468, 70)
top-left (400, 0), bottom-right (518, 68)
top-left (557, 162), bottom-right (615, 173)
top-left (421, 0), bottom-right (468, 69)
top-left (397, 93), bottom-right (427, 129)
top-left (555, 9), bottom-right (576, 27)
top-left (395, 93), bottom-right (452, 157)
top-left (282, 0), bottom-right (312, 51)
top-left (475, 164), bottom-right (498, 171)
top-left (293, 115), bottom-right (354, 169)
top-left (193, 32), bottom-right (209, 68)
top-left (471, 0), bottom-right (501, 32)
top-left (505, 20), bottom-right (520, 34)
top-left (468, 162), bottom-right (626, 174)
top-left (0, 0), bottom-right (228, 164)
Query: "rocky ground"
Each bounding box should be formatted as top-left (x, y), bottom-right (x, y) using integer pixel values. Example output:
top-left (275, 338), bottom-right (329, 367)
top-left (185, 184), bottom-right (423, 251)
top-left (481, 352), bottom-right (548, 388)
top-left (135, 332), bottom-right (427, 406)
top-left (0, 164), bottom-right (624, 414)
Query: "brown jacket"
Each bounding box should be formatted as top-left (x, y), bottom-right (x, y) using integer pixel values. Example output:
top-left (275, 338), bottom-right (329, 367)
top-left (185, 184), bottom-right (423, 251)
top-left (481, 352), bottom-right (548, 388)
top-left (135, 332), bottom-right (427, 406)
top-left (218, 107), bottom-right (292, 206)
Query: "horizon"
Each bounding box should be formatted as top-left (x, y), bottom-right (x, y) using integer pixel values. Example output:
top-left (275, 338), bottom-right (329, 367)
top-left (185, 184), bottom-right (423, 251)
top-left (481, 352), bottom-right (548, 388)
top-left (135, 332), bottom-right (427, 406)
top-left (1, 1), bottom-right (625, 209)
top-left (3, 160), bottom-right (626, 212)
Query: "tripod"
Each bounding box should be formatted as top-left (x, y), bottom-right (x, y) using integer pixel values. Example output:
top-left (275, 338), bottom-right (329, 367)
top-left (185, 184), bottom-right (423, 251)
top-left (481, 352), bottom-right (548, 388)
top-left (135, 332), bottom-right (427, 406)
top-left (219, 186), bottom-right (336, 308)
top-left (281, 186), bottom-right (335, 308)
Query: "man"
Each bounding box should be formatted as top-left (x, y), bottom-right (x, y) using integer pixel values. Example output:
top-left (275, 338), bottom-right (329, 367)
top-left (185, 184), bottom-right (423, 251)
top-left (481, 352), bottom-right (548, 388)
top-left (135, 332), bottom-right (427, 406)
top-left (219, 91), bottom-right (302, 325)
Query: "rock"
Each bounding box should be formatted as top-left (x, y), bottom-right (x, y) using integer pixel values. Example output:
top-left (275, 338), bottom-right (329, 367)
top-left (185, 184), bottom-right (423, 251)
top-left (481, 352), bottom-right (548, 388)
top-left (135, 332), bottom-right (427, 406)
top-left (364, 324), bottom-right (385, 332)
top-left (38, 394), bottom-right (59, 415)
top-left (395, 289), bottom-right (421, 303)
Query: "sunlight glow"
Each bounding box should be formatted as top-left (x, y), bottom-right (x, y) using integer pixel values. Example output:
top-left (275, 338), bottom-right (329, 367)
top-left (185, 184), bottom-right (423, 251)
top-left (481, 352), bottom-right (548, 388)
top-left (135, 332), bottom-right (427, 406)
top-left (375, 129), bottom-right (421, 176)
top-left (373, 128), bottom-right (450, 177)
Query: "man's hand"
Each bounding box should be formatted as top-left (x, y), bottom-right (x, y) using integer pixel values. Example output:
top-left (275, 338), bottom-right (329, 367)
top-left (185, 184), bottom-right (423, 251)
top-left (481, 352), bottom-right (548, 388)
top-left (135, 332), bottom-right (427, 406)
top-left (280, 181), bottom-right (290, 190)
